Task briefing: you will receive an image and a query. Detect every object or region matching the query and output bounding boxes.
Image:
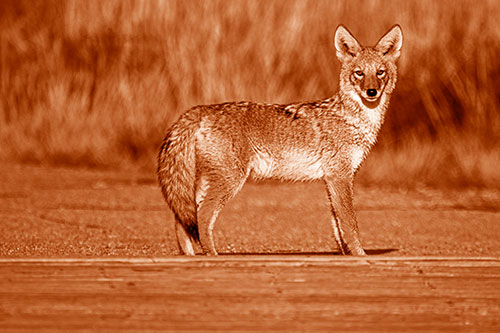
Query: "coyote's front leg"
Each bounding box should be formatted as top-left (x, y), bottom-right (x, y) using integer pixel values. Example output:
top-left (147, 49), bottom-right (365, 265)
top-left (324, 175), bottom-right (366, 256)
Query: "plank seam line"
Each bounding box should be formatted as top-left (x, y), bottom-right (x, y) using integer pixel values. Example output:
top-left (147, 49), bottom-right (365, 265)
top-left (0, 256), bottom-right (499, 264)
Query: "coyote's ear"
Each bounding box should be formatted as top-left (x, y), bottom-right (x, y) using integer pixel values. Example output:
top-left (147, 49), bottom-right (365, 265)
top-left (334, 25), bottom-right (362, 61)
top-left (375, 25), bottom-right (403, 59)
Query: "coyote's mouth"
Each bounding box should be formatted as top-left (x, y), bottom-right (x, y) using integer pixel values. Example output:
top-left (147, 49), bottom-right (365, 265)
top-left (363, 96), bottom-right (379, 103)
top-left (360, 94), bottom-right (382, 107)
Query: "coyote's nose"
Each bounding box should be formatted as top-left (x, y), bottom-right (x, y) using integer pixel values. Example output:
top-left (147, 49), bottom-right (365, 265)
top-left (366, 89), bottom-right (377, 97)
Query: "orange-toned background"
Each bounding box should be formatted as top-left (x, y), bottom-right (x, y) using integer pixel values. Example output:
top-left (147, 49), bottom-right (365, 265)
top-left (1, 0), bottom-right (499, 186)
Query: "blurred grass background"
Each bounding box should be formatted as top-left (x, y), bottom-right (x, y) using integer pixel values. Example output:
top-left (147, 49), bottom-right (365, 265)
top-left (1, 0), bottom-right (499, 187)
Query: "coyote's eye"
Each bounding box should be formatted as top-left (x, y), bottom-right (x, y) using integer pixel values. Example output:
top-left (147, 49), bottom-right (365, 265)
top-left (354, 70), bottom-right (364, 78)
top-left (377, 69), bottom-right (386, 77)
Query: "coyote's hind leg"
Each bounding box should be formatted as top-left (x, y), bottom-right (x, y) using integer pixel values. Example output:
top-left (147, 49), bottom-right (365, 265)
top-left (196, 172), bottom-right (248, 255)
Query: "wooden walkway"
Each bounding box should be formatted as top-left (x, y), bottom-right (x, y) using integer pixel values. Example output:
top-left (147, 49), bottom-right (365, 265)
top-left (1, 256), bottom-right (499, 332)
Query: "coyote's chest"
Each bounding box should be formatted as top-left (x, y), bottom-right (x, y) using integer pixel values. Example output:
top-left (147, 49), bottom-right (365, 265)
top-left (249, 149), bottom-right (324, 181)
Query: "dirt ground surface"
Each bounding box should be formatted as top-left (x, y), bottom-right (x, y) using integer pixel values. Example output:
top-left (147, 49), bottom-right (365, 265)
top-left (1, 163), bottom-right (499, 257)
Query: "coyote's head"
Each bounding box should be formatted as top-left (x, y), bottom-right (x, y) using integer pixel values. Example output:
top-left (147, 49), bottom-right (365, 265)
top-left (334, 25), bottom-right (403, 107)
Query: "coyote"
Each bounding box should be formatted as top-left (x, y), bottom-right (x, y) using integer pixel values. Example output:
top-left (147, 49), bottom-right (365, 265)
top-left (158, 25), bottom-right (403, 256)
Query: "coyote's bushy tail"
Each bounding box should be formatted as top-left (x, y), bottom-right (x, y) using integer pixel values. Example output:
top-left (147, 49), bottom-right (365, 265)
top-left (157, 109), bottom-right (200, 242)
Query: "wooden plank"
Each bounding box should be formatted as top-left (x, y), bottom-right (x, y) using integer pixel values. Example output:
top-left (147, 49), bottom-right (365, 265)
top-left (1, 257), bottom-right (499, 332)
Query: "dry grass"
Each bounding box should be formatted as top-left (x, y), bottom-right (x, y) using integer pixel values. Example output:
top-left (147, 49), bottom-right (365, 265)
top-left (1, 0), bottom-right (499, 186)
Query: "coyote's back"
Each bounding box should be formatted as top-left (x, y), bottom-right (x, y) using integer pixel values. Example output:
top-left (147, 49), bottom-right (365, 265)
top-left (158, 24), bottom-right (403, 256)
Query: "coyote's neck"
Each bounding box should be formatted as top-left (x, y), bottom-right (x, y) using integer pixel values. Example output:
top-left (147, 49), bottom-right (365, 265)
top-left (333, 90), bottom-right (390, 147)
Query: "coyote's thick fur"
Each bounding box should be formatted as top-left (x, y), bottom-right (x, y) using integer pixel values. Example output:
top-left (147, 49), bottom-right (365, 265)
top-left (158, 25), bottom-right (403, 256)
